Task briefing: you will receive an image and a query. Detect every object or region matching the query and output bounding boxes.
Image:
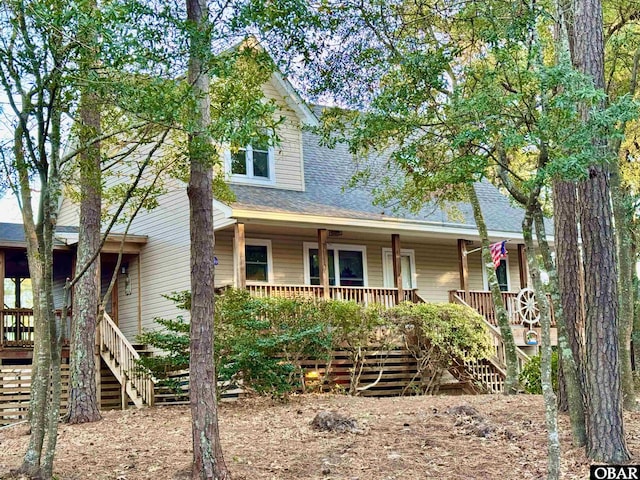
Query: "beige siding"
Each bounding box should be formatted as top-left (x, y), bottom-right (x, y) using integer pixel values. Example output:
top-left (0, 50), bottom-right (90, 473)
top-left (213, 207), bottom-right (229, 227)
top-left (214, 230), bottom-right (235, 287)
top-left (217, 231), bottom-right (522, 304)
top-left (57, 197), bottom-right (80, 227)
top-left (117, 188), bottom-right (192, 339)
top-left (57, 155), bottom-right (235, 342)
top-left (246, 81), bottom-right (304, 192)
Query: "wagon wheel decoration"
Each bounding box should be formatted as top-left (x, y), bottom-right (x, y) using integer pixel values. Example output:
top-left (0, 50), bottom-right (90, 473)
top-left (516, 288), bottom-right (540, 326)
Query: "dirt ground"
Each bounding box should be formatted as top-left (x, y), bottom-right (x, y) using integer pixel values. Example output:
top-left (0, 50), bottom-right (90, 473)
top-left (0, 394), bottom-right (637, 479)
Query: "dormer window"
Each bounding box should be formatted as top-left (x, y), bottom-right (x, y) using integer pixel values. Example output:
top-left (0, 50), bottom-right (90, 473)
top-left (226, 142), bottom-right (275, 185)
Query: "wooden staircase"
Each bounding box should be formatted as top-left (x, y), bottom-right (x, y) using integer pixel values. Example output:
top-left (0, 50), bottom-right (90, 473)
top-left (449, 293), bottom-right (531, 393)
top-left (98, 312), bottom-right (155, 407)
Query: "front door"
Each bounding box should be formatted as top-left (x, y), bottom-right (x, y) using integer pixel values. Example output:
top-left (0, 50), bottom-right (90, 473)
top-left (382, 249), bottom-right (415, 289)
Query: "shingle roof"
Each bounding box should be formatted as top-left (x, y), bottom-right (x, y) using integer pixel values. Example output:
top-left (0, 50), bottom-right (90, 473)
top-left (230, 131), bottom-right (543, 235)
top-left (0, 223), bottom-right (77, 247)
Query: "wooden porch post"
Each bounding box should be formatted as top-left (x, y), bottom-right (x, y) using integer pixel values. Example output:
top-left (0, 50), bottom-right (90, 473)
top-left (111, 277), bottom-right (119, 326)
top-left (0, 251), bottom-right (4, 307)
top-left (392, 234), bottom-right (403, 302)
top-left (96, 258), bottom-right (103, 410)
top-left (518, 243), bottom-right (528, 289)
top-left (318, 229), bottom-right (329, 299)
top-left (457, 239), bottom-right (469, 295)
top-left (95, 308), bottom-right (102, 410)
top-left (137, 259), bottom-right (142, 335)
top-left (234, 223), bottom-right (246, 289)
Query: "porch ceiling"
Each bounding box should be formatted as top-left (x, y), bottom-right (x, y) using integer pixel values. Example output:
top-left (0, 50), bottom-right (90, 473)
top-left (219, 221), bottom-right (497, 247)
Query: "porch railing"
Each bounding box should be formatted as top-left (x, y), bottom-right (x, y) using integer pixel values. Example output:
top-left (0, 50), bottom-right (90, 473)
top-left (448, 290), bottom-right (556, 327)
top-left (98, 311), bottom-right (154, 407)
top-left (245, 284), bottom-right (419, 307)
top-left (1, 308), bottom-right (71, 348)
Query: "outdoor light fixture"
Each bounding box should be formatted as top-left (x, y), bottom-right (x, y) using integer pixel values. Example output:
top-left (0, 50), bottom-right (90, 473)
top-left (120, 263), bottom-right (132, 296)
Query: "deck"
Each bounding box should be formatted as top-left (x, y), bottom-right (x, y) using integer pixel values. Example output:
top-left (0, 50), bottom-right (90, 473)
top-left (244, 284), bottom-right (422, 307)
top-left (0, 286), bottom-right (551, 411)
top-left (448, 290), bottom-right (556, 327)
top-left (1, 308), bottom-right (71, 349)
top-left (1, 287), bottom-right (556, 350)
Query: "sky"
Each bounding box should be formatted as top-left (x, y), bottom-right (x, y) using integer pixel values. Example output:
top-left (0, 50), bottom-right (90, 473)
top-left (0, 194), bottom-right (25, 223)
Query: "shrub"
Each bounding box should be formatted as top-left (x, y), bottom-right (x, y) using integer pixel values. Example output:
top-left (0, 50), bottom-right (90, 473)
top-left (385, 302), bottom-right (493, 361)
top-left (215, 289), bottom-right (333, 395)
top-left (383, 302), bottom-right (493, 393)
top-left (137, 291), bottom-right (494, 397)
top-left (519, 349), bottom-right (559, 394)
top-left (138, 289), bottom-right (333, 396)
top-left (136, 292), bottom-right (191, 391)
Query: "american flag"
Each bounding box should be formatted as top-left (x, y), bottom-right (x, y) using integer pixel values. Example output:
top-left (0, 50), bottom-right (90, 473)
top-left (490, 241), bottom-right (507, 269)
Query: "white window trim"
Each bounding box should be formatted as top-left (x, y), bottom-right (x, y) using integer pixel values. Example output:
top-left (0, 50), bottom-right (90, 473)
top-left (224, 144), bottom-right (276, 186)
top-left (381, 248), bottom-right (417, 289)
top-left (242, 239), bottom-right (273, 284)
top-left (482, 256), bottom-right (510, 291)
top-left (303, 242), bottom-right (368, 287)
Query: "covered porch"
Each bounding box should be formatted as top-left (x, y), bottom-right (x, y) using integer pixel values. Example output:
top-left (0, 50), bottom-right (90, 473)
top-left (0, 227), bottom-right (147, 354)
top-left (217, 221), bottom-right (555, 348)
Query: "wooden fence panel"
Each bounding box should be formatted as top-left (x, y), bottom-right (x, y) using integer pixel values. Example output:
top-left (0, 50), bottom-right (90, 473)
top-left (0, 365), bottom-right (70, 426)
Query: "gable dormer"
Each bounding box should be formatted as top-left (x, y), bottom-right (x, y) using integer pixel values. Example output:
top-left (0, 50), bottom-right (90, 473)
top-left (222, 72), bottom-right (317, 192)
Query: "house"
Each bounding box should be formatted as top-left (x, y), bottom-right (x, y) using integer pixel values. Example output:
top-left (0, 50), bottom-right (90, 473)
top-left (0, 64), bottom-right (554, 412)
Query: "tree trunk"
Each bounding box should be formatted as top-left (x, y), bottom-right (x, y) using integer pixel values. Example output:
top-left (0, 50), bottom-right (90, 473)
top-left (572, 0), bottom-right (630, 462)
top-left (550, 0), bottom-right (588, 442)
top-left (186, 0), bottom-right (230, 478)
top-left (66, 5), bottom-right (102, 421)
top-left (41, 106), bottom-right (65, 479)
top-left (467, 184), bottom-right (520, 393)
top-left (534, 206), bottom-right (586, 446)
top-left (16, 118), bottom-right (64, 479)
top-left (578, 166), bottom-right (629, 461)
top-left (551, 181), bottom-right (585, 384)
top-left (524, 207), bottom-right (560, 480)
top-left (633, 260), bottom-right (640, 384)
top-left (15, 121), bottom-right (49, 478)
top-left (611, 160), bottom-right (637, 411)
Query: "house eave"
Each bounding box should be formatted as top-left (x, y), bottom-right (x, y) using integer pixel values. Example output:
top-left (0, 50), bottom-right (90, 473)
top-left (57, 232), bottom-right (149, 254)
top-left (0, 240), bottom-right (72, 251)
top-left (270, 71), bottom-right (319, 127)
top-left (229, 208), bottom-right (552, 243)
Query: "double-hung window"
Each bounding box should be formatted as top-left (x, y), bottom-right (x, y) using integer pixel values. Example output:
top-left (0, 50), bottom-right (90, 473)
top-left (304, 243), bottom-right (367, 287)
top-left (227, 142), bottom-right (275, 184)
top-left (244, 239), bottom-right (272, 283)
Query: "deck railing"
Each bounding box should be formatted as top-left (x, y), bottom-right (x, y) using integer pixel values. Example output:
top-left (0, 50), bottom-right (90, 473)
top-left (1, 308), bottom-right (71, 348)
top-left (448, 290), bottom-right (556, 327)
top-left (449, 293), bottom-right (531, 392)
top-left (98, 311), bottom-right (154, 407)
top-left (245, 284), bottom-right (418, 307)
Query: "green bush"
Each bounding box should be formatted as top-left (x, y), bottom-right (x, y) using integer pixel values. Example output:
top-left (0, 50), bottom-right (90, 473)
top-left (136, 292), bottom-right (191, 391)
top-left (137, 291), bottom-right (494, 397)
top-left (138, 289), bottom-right (333, 396)
top-left (382, 302), bottom-right (493, 393)
top-left (385, 302), bottom-right (493, 362)
top-left (519, 349), bottom-right (559, 394)
top-left (215, 289), bottom-right (333, 395)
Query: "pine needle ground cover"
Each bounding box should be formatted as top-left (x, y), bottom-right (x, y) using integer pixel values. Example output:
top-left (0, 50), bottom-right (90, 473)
top-left (0, 394), bottom-right (615, 479)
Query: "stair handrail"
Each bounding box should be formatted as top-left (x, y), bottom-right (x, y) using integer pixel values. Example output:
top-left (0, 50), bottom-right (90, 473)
top-left (99, 311), bottom-right (155, 406)
top-left (451, 293), bottom-right (530, 371)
